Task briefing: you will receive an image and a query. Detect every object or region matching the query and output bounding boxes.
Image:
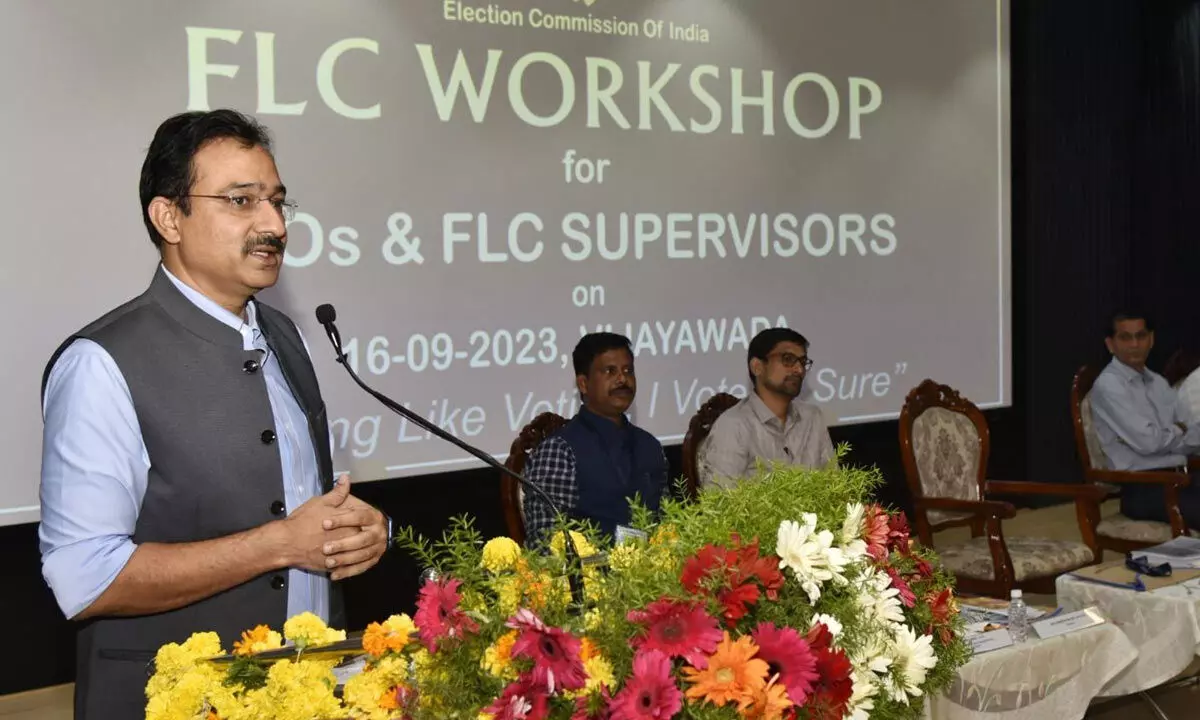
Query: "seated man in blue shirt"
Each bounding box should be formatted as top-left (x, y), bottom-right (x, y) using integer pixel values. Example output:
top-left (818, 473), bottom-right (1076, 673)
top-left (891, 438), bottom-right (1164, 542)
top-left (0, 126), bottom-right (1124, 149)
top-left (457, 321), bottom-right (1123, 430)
top-left (522, 333), bottom-right (669, 546)
top-left (1090, 311), bottom-right (1200, 526)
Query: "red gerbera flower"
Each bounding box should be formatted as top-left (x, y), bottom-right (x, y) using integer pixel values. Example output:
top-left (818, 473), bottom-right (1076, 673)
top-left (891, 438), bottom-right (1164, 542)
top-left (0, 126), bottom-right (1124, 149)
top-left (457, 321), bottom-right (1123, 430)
top-left (863, 505), bottom-right (891, 561)
top-left (751, 622), bottom-right (818, 706)
top-left (805, 622), bottom-right (835, 653)
top-left (413, 577), bottom-right (478, 652)
top-left (681, 537), bottom-right (784, 627)
top-left (610, 650), bottom-right (683, 720)
top-left (926, 588), bottom-right (956, 644)
top-left (627, 598), bottom-right (723, 668)
top-left (885, 566), bottom-right (917, 608)
top-left (806, 645), bottom-right (853, 720)
top-left (887, 512), bottom-right (912, 552)
top-left (487, 673), bottom-right (550, 720)
top-left (507, 608), bottom-right (586, 693)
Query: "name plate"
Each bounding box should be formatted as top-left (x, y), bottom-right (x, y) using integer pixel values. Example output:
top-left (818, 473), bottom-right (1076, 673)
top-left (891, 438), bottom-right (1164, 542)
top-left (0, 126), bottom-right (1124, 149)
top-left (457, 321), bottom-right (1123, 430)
top-left (1032, 606), bottom-right (1105, 639)
top-left (968, 628), bottom-right (1014, 654)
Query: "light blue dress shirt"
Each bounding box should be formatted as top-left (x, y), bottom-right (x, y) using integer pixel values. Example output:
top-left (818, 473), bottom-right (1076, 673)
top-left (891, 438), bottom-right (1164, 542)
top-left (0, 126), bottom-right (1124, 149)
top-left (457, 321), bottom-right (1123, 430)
top-left (1091, 356), bottom-right (1200, 471)
top-left (39, 266), bottom-right (329, 621)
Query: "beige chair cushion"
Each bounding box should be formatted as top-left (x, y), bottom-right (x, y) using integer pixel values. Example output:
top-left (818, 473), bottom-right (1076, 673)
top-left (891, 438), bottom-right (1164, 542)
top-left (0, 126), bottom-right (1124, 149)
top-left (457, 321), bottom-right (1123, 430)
top-left (1097, 514), bottom-right (1198, 543)
top-left (911, 407), bottom-right (981, 526)
top-left (938, 537), bottom-right (1095, 582)
top-left (1079, 394), bottom-right (1110, 470)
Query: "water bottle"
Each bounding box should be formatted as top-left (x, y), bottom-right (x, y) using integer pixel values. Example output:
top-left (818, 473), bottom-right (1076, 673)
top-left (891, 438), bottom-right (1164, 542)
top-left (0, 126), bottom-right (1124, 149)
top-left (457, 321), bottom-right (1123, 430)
top-left (1008, 589), bottom-right (1028, 643)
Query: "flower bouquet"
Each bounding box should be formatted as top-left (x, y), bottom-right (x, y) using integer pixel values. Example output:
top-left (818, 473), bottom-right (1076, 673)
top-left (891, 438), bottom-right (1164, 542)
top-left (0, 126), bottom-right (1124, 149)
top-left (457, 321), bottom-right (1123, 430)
top-left (144, 455), bottom-right (969, 719)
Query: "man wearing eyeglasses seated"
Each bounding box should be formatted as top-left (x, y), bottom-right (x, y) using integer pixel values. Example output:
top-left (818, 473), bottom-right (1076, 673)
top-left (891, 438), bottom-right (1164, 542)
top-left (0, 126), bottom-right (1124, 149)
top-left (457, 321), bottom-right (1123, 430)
top-left (1090, 311), bottom-right (1200, 527)
top-left (37, 110), bottom-right (390, 719)
top-left (699, 327), bottom-right (835, 490)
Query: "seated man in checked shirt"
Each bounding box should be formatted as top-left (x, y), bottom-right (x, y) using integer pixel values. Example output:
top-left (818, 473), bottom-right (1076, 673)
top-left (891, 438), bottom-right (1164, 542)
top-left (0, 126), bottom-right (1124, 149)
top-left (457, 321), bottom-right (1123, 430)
top-left (522, 333), bottom-right (668, 546)
top-left (1090, 311), bottom-right (1200, 526)
top-left (699, 327), bottom-right (835, 490)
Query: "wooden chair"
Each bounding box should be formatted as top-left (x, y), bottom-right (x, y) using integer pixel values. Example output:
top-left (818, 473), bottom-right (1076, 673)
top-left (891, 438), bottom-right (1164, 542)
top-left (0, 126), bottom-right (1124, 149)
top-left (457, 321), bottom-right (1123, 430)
top-left (900, 379), bottom-right (1105, 598)
top-left (681, 392), bottom-right (741, 499)
top-left (500, 412), bottom-right (568, 545)
top-left (1071, 365), bottom-right (1192, 553)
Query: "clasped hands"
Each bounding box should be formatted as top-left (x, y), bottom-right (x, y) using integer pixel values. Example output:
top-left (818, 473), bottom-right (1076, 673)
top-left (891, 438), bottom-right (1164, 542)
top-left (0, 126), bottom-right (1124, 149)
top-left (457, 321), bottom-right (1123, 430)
top-left (281, 474), bottom-right (389, 581)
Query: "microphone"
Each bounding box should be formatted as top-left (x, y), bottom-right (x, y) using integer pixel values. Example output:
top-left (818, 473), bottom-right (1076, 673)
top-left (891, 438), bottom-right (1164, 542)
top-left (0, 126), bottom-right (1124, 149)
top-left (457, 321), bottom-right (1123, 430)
top-left (314, 303), bottom-right (586, 608)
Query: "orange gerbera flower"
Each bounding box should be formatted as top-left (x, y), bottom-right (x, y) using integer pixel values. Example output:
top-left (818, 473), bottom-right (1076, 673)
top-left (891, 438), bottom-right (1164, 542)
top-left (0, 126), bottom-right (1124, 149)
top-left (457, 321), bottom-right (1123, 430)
top-left (580, 637), bottom-right (599, 663)
top-left (232, 625), bottom-right (271, 656)
top-left (738, 676), bottom-right (794, 720)
top-left (682, 632), bottom-right (769, 707)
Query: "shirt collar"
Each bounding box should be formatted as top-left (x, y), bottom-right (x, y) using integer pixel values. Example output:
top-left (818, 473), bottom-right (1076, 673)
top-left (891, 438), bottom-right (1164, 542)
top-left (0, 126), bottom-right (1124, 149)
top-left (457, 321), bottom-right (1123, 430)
top-left (160, 264), bottom-right (260, 337)
top-left (579, 404), bottom-right (629, 437)
top-left (748, 390), bottom-right (800, 426)
top-left (1108, 356), bottom-right (1150, 384)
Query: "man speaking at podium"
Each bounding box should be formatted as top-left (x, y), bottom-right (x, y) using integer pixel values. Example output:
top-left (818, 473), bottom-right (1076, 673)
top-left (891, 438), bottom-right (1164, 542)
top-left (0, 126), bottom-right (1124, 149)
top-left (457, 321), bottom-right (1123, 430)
top-left (37, 110), bottom-right (390, 718)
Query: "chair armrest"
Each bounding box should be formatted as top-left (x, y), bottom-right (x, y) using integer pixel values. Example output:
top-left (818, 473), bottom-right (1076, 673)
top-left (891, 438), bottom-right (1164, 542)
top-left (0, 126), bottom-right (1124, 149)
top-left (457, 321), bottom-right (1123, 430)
top-left (1090, 469), bottom-right (1190, 487)
top-left (985, 481), bottom-right (1108, 500)
top-left (914, 496), bottom-right (1017, 519)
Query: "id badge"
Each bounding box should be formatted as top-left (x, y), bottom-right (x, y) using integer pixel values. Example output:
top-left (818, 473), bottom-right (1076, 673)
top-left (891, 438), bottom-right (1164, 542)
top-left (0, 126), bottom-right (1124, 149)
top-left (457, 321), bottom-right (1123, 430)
top-left (615, 525), bottom-right (648, 545)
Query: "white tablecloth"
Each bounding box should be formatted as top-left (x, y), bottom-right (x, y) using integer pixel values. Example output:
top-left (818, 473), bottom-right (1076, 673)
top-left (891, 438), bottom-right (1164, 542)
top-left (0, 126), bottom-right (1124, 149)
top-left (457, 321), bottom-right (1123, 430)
top-left (924, 621), bottom-right (1137, 720)
top-left (1056, 573), bottom-right (1200, 696)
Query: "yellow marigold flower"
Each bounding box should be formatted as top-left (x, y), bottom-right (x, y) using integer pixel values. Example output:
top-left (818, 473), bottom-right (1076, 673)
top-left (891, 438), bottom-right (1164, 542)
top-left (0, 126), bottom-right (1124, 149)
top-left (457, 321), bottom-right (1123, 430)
top-left (481, 630), bottom-right (519, 679)
top-left (238, 658), bottom-right (342, 720)
top-left (232, 625), bottom-right (283, 656)
top-left (584, 609), bottom-right (603, 633)
top-left (583, 655), bottom-right (615, 693)
top-left (550, 530), bottom-right (596, 559)
top-left (608, 543), bottom-right (643, 571)
top-left (495, 575), bottom-right (523, 617)
top-left (283, 611), bottom-right (346, 648)
top-left (344, 655), bottom-right (408, 720)
top-left (650, 525), bottom-right (679, 547)
top-left (481, 536), bottom-right (522, 573)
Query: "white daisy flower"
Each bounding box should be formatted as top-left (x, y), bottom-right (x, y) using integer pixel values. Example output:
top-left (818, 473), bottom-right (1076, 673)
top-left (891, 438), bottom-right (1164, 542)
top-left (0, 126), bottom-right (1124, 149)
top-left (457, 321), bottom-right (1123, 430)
top-left (810, 613), bottom-right (844, 640)
top-left (840, 502), bottom-right (869, 560)
top-left (857, 566), bottom-right (905, 628)
top-left (889, 625), bottom-right (938, 702)
top-left (777, 515), bottom-right (850, 604)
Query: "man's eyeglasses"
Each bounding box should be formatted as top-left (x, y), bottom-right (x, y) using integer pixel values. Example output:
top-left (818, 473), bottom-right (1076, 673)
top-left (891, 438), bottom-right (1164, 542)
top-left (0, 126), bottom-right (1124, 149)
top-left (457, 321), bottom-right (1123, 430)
top-left (769, 352), bottom-right (813, 371)
top-left (185, 193), bottom-right (297, 223)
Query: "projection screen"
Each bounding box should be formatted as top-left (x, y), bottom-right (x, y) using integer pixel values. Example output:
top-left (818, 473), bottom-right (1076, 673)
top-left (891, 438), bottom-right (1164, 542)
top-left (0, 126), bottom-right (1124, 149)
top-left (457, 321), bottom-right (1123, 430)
top-left (0, 0), bottom-right (1011, 526)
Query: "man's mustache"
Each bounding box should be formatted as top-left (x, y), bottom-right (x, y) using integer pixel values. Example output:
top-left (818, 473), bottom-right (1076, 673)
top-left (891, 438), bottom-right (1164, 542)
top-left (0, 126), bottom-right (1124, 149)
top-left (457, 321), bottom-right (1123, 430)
top-left (243, 235), bottom-right (285, 255)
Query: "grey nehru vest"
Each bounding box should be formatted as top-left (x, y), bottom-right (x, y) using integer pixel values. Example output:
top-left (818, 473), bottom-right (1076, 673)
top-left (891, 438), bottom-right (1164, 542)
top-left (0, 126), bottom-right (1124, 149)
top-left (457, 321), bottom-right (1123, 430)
top-left (42, 267), bottom-right (342, 720)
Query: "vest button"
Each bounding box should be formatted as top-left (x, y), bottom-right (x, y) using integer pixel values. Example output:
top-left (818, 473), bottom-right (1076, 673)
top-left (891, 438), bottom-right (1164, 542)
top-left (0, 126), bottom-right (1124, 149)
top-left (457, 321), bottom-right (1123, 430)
top-left (270, 500), bottom-right (285, 516)
top-left (243, 359), bottom-right (260, 374)
top-left (261, 430), bottom-right (276, 444)
top-left (270, 575), bottom-right (285, 590)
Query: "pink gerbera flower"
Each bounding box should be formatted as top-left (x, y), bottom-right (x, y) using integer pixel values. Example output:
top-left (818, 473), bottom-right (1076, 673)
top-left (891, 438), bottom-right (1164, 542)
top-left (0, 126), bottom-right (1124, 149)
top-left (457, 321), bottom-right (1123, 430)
top-left (627, 598), bottom-right (723, 668)
top-left (863, 505), bottom-right (891, 561)
top-left (506, 609), bottom-right (586, 693)
top-left (885, 566), bottom-right (917, 608)
top-left (413, 577), bottom-right (479, 652)
top-left (610, 650), bottom-right (683, 720)
top-left (487, 673), bottom-right (550, 720)
top-left (751, 622), bottom-right (818, 706)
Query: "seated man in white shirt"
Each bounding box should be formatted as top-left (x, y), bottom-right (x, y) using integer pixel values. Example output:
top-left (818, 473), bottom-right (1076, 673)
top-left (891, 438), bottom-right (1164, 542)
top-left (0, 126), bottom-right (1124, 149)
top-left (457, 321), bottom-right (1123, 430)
top-left (1090, 311), bottom-right (1200, 526)
top-left (1164, 349), bottom-right (1200, 427)
top-left (699, 328), bottom-right (834, 490)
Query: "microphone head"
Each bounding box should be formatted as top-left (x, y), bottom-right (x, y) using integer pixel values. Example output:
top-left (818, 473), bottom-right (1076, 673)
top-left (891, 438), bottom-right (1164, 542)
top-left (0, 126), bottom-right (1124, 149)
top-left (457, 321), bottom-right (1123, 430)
top-left (315, 304), bottom-right (337, 325)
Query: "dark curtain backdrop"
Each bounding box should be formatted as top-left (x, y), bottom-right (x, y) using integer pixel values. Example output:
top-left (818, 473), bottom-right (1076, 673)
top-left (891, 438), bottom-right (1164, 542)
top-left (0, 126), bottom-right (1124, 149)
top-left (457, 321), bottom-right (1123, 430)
top-left (1021, 0), bottom-right (1200, 487)
top-left (4, 0), bottom-right (1200, 697)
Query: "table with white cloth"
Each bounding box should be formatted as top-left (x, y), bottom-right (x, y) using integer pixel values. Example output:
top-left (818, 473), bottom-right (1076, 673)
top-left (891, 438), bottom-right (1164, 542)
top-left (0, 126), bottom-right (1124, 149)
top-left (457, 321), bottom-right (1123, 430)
top-left (924, 621), bottom-right (1138, 720)
top-left (1056, 573), bottom-right (1200, 696)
